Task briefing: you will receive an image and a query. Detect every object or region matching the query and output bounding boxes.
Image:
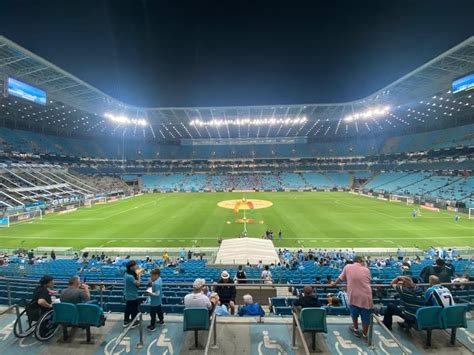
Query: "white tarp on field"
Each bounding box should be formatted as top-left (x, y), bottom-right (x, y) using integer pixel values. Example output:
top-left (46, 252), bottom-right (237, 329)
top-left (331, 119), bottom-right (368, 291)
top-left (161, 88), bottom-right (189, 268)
top-left (214, 238), bottom-right (279, 265)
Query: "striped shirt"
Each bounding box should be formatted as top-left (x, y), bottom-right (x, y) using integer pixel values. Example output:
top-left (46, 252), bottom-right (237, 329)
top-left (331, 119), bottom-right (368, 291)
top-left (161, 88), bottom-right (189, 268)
top-left (337, 291), bottom-right (349, 308)
top-left (395, 285), bottom-right (425, 320)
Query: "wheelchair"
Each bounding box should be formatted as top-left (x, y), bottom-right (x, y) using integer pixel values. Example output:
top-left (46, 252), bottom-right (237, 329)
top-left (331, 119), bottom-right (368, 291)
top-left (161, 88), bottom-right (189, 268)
top-left (13, 300), bottom-right (59, 341)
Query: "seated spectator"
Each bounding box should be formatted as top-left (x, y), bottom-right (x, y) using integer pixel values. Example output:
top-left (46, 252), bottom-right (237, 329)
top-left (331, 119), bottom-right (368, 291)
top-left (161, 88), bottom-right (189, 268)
top-left (420, 258), bottom-right (454, 283)
top-left (28, 275), bottom-right (54, 321)
top-left (214, 271), bottom-right (236, 315)
top-left (209, 293), bottom-right (229, 316)
top-left (238, 294), bottom-right (265, 317)
top-left (234, 265), bottom-right (247, 284)
top-left (60, 276), bottom-right (92, 304)
top-left (326, 293), bottom-right (341, 307)
top-left (452, 273), bottom-right (470, 289)
top-left (184, 278), bottom-right (213, 311)
top-left (337, 289), bottom-right (349, 308)
top-left (294, 286), bottom-right (320, 309)
top-left (425, 275), bottom-right (454, 307)
top-left (383, 276), bottom-right (425, 330)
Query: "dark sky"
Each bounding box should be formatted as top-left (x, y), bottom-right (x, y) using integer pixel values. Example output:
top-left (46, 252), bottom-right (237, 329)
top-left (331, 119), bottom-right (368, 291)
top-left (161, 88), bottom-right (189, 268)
top-left (1, 0), bottom-right (473, 107)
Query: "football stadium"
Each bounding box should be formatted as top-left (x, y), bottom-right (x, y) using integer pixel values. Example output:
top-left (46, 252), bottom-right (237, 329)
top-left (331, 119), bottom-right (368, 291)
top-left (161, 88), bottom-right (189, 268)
top-left (0, 4), bottom-right (473, 355)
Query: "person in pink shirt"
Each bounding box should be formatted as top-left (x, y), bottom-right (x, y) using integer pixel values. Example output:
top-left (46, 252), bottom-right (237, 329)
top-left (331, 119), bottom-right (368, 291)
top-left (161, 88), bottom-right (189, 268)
top-left (331, 256), bottom-right (373, 338)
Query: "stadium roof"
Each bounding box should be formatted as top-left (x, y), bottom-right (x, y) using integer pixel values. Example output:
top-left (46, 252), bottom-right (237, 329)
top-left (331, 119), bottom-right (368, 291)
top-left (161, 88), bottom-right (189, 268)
top-left (0, 35), bottom-right (473, 142)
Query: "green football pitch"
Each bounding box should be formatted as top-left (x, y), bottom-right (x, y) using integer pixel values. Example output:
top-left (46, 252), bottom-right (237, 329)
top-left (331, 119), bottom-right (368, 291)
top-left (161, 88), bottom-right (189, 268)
top-left (0, 192), bottom-right (472, 249)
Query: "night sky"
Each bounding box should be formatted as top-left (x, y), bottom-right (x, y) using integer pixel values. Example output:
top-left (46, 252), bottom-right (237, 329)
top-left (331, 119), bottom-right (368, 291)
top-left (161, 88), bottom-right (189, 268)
top-left (1, 0), bottom-right (473, 107)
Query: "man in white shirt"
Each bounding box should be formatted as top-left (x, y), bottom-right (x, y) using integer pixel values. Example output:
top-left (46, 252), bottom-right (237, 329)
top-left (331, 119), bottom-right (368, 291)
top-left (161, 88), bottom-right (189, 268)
top-left (184, 278), bottom-right (212, 310)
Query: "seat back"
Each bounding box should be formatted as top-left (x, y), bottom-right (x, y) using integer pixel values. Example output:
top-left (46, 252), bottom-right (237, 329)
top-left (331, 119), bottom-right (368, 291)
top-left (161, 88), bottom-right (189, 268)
top-left (299, 308), bottom-right (327, 333)
top-left (183, 308), bottom-right (209, 331)
top-left (442, 304), bottom-right (468, 329)
top-left (53, 303), bottom-right (78, 325)
top-left (271, 297), bottom-right (287, 307)
top-left (415, 306), bottom-right (443, 330)
top-left (76, 304), bottom-right (104, 327)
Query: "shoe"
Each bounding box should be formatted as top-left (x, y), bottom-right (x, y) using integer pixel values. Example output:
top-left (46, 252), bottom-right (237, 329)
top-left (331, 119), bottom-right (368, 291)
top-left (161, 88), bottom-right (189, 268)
top-left (398, 321), bottom-right (412, 330)
top-left (350, 325), bottom-right (361, 337)
top-left (147, 325), bottom-right (157, 332)
top-left (158, 320), bottom-right (165, 326)
top-left (123, 322), bottom-right (130, 328)
top-left (131, 321), bottom-right (140, 329)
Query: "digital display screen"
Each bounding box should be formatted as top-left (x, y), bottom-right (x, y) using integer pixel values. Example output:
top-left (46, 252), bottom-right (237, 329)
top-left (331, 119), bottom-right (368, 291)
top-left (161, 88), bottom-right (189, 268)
top-left (5, 77), bottom-right (47, 105)
top-left (452, 72), bottom-right (474, 94)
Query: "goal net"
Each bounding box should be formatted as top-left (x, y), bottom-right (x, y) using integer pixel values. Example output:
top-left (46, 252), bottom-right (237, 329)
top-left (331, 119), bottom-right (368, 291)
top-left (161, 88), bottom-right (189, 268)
top-left (0, 209), bottom-right (43, 228)
top-left (406, 197), bottom-right (415, 205)
top-left (469, 208), bottom-right (474, 220)
top-left (84, 196), bottom-right (107, 208)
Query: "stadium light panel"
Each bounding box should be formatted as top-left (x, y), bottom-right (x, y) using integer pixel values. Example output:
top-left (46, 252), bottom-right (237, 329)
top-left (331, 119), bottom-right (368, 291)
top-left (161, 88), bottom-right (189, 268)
top-left (190, 117), bottom-right (307, 127)
top-left (344, 106), bottom-right (390, 122)
top-left (104, 112), bottom-right (147, 126)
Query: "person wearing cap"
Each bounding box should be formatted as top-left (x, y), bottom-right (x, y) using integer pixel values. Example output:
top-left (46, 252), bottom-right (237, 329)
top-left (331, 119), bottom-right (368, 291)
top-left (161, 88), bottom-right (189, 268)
top-left (30, 275), bottom-right (54, 319)
top-left (184, 278), bottom-right (213, 311)
top-left (214, 271), bottom-right (236, 315)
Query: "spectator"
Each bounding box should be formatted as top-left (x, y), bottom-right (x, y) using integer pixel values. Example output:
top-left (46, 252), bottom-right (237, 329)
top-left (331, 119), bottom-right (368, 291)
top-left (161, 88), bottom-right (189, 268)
top-left (294, 286), bottom-right (320, 309)
top-left (326, 293), bottom-right (341, 307)
top-left (50, 250), bottom-right (56, 261)
top-left (238, 294), bottom-right (265, 317)
top-left (452, 273), bottom-right (470, 289)
top-left (209, 292), bottom-right (230, 316)
top-left (261, 265), bottom-right (272, 284)
top-left (146, 268), bottom-right (164, 331)
top-left (425, 275), bottom-right (454, 307)
top-left (235, 265), bottom-right (247, 284)
top-left (60, 276), bottom-right (91, 304)
top-left (29, 275), bottom-right (54, 320)
top-left (337, 289), bottom-right (349, 308)
top-left (187, 250), bottom-right (192, 260)
top-left (214, 271), bottom-right (236, 315)
top-left (123, 260), bottom-right (141, 328)
top-left (27, 249), bottom-right (34, 261)
top-left (332, 255), bottom-right (373, 338)
top-left (383, 276), bottom-right (425, 330)
top-left (420, 258), bottom-right (454, 283)
top-left (184, 278), bottom-right (213, 312)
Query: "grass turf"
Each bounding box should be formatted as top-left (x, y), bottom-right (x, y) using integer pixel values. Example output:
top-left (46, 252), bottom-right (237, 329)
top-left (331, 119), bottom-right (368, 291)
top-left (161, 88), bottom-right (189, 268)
top-left (0, 192), bottom-right (471, 249)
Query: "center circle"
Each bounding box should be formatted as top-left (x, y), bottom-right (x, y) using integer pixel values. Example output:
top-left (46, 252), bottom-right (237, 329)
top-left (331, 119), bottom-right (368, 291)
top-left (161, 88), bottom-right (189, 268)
top-left (217, 199), bottom-right (273, 210)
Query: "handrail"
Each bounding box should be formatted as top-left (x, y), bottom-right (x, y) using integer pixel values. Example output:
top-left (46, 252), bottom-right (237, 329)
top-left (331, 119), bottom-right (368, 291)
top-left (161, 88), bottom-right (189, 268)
top-left (367, 313), bottom-right (409, 354)
top-left (109, 312), bottom-right (143, 354)
top-left (204, 310), bottom-right (218, 354)
top-left (0, 304), bottom-right (22, 333)
top-left (291, 311), bottom-right (310, 355)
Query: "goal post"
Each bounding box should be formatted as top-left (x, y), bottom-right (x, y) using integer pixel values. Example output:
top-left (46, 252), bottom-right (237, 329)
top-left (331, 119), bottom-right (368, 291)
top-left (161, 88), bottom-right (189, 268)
top-left (0, 209), bottom-right (43, 228)
top-left (84, 196), bottom-right (107, 208)
top-left (469, 208), bottom-right (474, 220)
top-left (406, 197), bottom-right (415, 206)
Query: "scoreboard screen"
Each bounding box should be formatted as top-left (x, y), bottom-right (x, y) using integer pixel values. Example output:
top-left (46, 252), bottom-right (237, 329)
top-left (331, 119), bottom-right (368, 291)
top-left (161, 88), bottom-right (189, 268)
top-left (452, 72), bottom-right (474, 94)
top-left (4, 77), bottom-right (47, 105)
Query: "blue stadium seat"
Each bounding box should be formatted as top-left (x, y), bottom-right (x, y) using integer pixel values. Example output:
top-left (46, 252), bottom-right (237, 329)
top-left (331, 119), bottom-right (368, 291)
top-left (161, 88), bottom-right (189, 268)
top-left (441, 304), bottom-right (468, 345)
top-left (183, 308), bottom-right (210, 349)
top-left (76, 303), bottom-right (106, 343)
top-left (415, 306), bottom-right (443, 346)
top-left (299, 307), bottom-right (327, 351)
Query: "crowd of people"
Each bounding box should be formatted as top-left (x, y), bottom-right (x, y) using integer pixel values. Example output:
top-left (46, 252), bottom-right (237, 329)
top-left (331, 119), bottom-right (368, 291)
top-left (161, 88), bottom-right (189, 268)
top-left (16, 246), bottom-right (472, 341)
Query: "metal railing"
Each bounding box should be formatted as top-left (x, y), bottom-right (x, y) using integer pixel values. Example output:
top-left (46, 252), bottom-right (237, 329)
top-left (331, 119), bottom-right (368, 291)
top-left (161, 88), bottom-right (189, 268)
top-left (109, 312), bottom-right (143, 354)
top-left (367, 313), bottom-right (410, 354)
top-left (1, 276), bottom-right (473, 308)
top-left (0, 304), bottom-right (22, 334)
top-left (291, 311), bottom-right (310, 355)
top-left (204, 311), bottom-right (218, 354)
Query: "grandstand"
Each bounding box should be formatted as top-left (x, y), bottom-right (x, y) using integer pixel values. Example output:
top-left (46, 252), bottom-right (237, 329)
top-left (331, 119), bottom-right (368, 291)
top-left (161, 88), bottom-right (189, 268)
top-left (0, 33), bottom-right (473, 355)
